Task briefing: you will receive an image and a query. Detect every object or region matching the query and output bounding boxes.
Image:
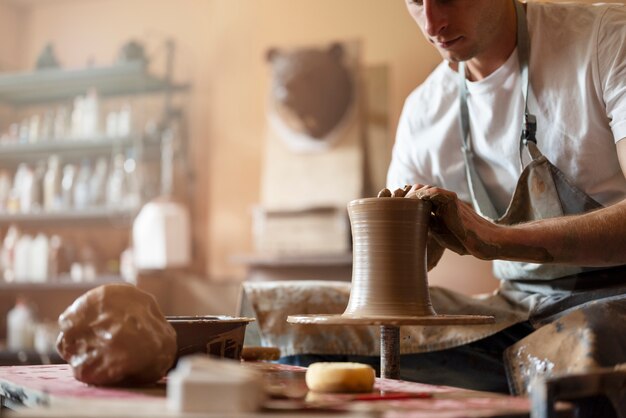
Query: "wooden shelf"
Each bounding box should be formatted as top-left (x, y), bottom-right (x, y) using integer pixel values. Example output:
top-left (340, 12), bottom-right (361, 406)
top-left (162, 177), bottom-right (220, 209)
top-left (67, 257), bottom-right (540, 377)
top-left (0, 208), bottom-right (137, 225)
top-left (0, 62), bottom-right (189, 105)
top-left (0, 275), bottom-right (123, 291)
top-left (0, 136), bottom-right (155, 162)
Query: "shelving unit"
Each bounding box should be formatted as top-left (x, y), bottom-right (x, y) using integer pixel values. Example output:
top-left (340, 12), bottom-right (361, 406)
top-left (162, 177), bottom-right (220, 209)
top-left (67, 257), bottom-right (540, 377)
top-left (0, 58), bottom-right (186, 222)
top-left (0, 42), bottom-right (190, 358)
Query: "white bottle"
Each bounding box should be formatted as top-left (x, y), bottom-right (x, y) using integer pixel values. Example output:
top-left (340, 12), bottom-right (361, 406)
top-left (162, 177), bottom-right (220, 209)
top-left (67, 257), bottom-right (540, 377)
top-left (61, 164), bottom-right (76, 209)
top-left (82, 89), bottom-right (100, 138)
top-left (89, 157), bottom-right (108, 206)
top-left (0, 170), bottom-right (11, 211)
top-left (12, 163), bottom-right (28, 204)
top-left (105, 111), bottom-right (119, 138)
top-left (1, 225), bottom-right (20, 282)
top-left (41, 109), bottom-right (54, 141)
top-left (43, 155), bottom-right (61, 211)
top-left (18, 165), bottom-right (35, 213)
top-left (14, 234), bottom-right (32, 282)
top-left (70, 95), bottom-right (84, 139)
top-left (47, 235), bottom-right (62, 282)
top-left (106, 153), bottom-right (126, 207)
top-left (7, 298), bottom-right (35, 351)
top-left (73, 160), bottom-right (92, 210)
top-left (28, 114), bottom-right (40, 143)
top-left (28, 234), bottom-right (49, 283)
top-left (31, 161), bottom-right (46, 212)
top-left (117, 103), bottom-right (132, 137)
top-left (53, 106), bottom-right (69, 140)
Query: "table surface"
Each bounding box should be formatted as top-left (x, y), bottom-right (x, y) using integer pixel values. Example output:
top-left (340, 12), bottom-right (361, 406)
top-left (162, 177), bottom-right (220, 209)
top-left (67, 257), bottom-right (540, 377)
top-left (0, 363), bottom-right (561, 418)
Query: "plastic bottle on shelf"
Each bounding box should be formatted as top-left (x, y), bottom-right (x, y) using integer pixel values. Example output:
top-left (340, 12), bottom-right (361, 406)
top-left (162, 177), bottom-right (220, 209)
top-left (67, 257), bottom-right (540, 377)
top-left (106, 153), bottom-right (126, 207)
top-left (41, 109), bottom-right (54, 141)
top-left (1, 225), bottom-right (20, 282)
top-left (124, 150), bottom-right (140, 209)
top-left (14, 234), bottom-right (32, 282)
top-left (12, 163), bottom-right (29, 213)
top-left (7, 123), bottom-right (19, 143)
top-left (18, 118), bottom-right (29, 143)
top-left (82, 88), bottom-right (100, 138)
top-left (89, 157), bottom-right (108, 206)
top-left (117, 103), bottom-right (132, 137)
top-left (120, 247), bottom-right (136, 284)
top-left (53, 106), bottom-right (69, 140)
top-left (18, 164), bottom-right (35, 213)
top-left (0, 170), bottom-right (11, 211)
top-left (32, 161), bottom-right (46, 211)
top-left (47, 235), bottom-right (62, 282)
top-left (43, 155), bottom-right (61, 211)
top-left (61, 164), bottom-right (76, 210)
top-left (105, 111), bottom-right (119, 138)
top-left (34, 322), bottom-right (59, 355)
top-left (73, 160), bottom-right (92, 210)
top-left (70, 95), bottom-right (84, 139)
top-left (28, 234), bottom-right (49, 283)
top-left (6, 297), bottom-right (36, 351)
top-left (28, 114), bottom-right (40, 143)
top-left (80, 245), bottom-right (97, 282)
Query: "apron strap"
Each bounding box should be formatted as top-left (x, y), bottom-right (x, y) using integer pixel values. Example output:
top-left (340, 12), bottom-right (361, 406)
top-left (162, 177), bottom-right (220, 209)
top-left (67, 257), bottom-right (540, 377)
top-left (515, 0), bottom-right (538, 167)
top-left (458, 0), bottom-right (537, 220)
top-left (458, 62), bottom-right (500, 220)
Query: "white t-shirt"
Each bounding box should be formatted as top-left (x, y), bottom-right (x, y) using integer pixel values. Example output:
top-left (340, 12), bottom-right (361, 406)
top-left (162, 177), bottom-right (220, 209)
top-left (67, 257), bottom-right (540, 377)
top-left (388, 2), bottom-right (626, 218)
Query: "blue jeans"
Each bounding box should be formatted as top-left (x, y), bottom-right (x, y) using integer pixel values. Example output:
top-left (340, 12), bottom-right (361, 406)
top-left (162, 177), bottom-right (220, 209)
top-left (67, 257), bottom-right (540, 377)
top-left (279, 321), bottom-right (534, 394)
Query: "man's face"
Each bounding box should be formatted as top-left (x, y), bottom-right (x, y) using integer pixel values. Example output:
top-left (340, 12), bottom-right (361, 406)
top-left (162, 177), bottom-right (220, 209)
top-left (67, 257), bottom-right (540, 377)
top-left (406, 0), bottom-right (509, 63)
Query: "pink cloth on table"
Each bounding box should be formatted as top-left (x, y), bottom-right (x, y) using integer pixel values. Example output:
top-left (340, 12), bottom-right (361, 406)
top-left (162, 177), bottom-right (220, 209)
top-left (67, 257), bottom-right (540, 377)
top-left (0, 364), bottom-right (536, 417)
top-left (0, 365), bottom-right (160, 400)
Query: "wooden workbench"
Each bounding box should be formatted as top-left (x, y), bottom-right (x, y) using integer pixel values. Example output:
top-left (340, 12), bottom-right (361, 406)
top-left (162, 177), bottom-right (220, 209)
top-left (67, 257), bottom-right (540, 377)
top-left (0, 363), bottom-right (563, 418)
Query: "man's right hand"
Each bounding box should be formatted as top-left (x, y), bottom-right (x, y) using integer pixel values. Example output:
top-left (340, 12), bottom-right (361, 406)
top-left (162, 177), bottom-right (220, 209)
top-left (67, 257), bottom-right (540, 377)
top-left (406, 184), bottom-right (504, 262)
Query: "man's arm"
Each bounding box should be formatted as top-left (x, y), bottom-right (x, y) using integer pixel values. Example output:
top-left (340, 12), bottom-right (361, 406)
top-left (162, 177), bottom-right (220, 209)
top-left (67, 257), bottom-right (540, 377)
top-left (415, 140), bottom-right (626, 267)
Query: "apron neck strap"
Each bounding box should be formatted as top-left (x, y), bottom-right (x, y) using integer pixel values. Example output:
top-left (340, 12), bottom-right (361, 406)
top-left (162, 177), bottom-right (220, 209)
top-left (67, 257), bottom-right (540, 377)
top-left (458, 0), bottom-right (537, 220)
top-left (515, 0), bottom-right (538, 161)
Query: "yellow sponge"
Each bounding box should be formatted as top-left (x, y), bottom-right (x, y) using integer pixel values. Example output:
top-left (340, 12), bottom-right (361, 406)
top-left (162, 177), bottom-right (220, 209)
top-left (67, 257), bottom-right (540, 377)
top-left (305, 362), bottom-right (375, 393)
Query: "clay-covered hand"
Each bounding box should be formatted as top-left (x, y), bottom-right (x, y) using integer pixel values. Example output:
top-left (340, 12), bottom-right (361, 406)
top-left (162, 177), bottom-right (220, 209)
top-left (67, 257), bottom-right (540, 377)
top-left (407, 184), bottom-right (503, 260)
top-left (56, 283), bottom-right (177, 386)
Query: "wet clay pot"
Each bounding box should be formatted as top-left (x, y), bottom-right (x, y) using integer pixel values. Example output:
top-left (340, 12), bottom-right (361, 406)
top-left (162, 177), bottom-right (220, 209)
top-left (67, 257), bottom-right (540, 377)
top-left (343, 197), bottom-right (436, 318)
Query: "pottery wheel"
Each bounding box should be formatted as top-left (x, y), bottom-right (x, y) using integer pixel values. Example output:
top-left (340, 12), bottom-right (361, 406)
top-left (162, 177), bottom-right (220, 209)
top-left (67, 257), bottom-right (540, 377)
top-left (286, 197), bottom-right (496, 380)
top-left (287, 313), bottom-right (494, 326)
top-left (287, 313), bottom-right (494, 380)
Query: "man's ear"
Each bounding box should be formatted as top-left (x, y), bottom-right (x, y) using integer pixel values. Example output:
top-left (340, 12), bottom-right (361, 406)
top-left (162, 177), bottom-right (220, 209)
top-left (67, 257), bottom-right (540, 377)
top-left (265, 47), bottom-right (280, 62)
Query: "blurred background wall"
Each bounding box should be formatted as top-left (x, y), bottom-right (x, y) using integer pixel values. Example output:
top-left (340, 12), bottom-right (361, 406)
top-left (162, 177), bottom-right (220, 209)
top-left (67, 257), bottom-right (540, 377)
top-left (4, 0), bottom-right (612, 302)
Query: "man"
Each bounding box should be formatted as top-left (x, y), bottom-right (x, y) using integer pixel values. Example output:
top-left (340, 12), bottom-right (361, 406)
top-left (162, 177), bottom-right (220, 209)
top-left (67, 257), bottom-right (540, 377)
top-left (387, 0), bottom-right (626, 394)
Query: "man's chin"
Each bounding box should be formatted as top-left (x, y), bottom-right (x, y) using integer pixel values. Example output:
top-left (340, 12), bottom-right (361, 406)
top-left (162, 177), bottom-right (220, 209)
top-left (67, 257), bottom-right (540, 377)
top-left (438, 47), bottom-right (471, 63)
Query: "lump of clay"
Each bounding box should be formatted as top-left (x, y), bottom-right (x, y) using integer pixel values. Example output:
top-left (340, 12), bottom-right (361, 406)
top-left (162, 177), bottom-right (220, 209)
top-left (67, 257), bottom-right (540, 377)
top-left (56, 283), bottom-right (177, 386)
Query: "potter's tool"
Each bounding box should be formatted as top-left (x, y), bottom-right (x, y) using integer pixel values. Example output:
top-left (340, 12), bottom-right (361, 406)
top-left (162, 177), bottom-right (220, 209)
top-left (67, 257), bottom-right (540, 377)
top-left (288, 197), bottom-right (494, 379)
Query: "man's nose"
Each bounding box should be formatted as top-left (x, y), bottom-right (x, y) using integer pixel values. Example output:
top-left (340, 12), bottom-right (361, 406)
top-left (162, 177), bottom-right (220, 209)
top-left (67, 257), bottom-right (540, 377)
top-left (423, 0), bottom-right (448, 37)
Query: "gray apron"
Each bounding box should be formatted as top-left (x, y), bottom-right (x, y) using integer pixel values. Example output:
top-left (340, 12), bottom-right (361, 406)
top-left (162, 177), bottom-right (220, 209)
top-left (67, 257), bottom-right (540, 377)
top-left (459, 1), bottom-right (626, 325)
top-left (476, 6), bottom-right (626, 393)
top-left (242, 0), bottom-right (626, 358)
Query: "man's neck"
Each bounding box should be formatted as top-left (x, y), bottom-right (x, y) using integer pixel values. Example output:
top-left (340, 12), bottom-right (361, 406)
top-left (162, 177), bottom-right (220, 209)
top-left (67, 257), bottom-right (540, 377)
top-left (464, 1), bottom-right (519, 81)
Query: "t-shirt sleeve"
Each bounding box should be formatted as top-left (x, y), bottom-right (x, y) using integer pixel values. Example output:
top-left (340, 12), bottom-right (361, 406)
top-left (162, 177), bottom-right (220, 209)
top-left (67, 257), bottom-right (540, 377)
top-left (597, 5), bottom-right (626, 142)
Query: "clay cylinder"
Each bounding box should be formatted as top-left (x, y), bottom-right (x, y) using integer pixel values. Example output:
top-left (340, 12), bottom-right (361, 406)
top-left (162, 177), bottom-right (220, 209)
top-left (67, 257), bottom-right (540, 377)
top-left (343, 197), bottom-right (436, 317)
